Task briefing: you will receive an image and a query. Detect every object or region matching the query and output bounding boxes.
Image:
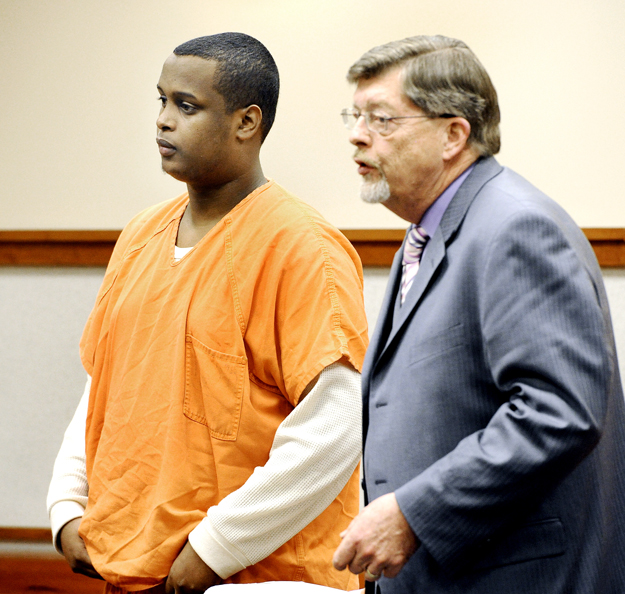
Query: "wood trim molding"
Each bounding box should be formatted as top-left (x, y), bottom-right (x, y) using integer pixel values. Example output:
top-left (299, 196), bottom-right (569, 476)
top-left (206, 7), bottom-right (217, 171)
top-left (0, 557), bottom-right (106, 594)
top-left (581, 228), bottom-right (625, 267)
top-left (0, 230), bottom-right (120, 267)
top-left (1, 228), bottom-right (625, 268)
top-left (0, 527), bottom-right (51, 543)
top-left (340, 229), bottom-right (406, 267)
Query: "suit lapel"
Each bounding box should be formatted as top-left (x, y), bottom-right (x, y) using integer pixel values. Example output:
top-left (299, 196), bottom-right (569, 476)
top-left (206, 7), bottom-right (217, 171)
top-left (373, 157), bottom-right (504, 367)
top-left (361, 241), bottom-right (404, 449)
top-left (362, 243), bottom-right (405, 384)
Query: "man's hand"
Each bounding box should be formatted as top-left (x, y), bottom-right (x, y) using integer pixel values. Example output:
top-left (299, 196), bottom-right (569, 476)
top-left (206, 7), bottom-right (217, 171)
top-left (333, 492), bottom-right (419, 581)
top-left (59, 517), bottom-right (103, 580)
top-left (165, 541), bottom-right (221, 593)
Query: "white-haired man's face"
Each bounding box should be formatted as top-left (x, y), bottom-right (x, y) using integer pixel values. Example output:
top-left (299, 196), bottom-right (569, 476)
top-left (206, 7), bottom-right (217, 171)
top-left (347, 67), bottom-right (454, 223)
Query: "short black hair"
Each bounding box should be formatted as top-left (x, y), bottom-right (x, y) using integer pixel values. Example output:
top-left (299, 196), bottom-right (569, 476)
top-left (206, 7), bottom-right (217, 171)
top-left (174, 33), bottom-right (279, 143)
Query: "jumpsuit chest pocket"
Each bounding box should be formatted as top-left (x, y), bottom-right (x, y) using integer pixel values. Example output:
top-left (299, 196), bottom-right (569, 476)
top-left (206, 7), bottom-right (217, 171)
top-left (184, 334), bottom-right (246, 441)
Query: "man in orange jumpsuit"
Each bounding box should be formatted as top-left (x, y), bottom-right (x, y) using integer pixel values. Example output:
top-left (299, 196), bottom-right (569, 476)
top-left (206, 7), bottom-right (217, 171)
top-left (48, 33), bottom-right (368, 593)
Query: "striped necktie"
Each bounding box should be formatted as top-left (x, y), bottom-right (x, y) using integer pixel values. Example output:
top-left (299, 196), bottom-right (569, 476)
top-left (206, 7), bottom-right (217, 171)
top-left (400, 224), bottom-right (429, 304)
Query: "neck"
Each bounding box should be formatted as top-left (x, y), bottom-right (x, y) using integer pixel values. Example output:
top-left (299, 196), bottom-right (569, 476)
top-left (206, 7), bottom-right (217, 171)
top-left (178, 161), bottom-right (267, 247)
top-left (431, 150), bottom-right (478, 205)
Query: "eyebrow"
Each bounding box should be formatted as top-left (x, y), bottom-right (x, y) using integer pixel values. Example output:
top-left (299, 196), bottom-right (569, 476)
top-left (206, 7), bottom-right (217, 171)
top-left (354, 100), bottom-right (394, 112)
top-left (157, 86), bottom-right (198, 101)
top-left (173, 91), bottom-right (198, 100)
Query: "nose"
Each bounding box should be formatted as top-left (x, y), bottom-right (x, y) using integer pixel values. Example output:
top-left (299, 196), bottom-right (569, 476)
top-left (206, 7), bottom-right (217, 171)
top-left (156, 103), bottom-right (174, 131)
top-left (349, 114), bottom-right (371, 147)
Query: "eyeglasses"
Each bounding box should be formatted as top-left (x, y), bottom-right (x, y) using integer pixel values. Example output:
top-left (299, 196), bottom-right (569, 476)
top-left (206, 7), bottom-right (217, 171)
top-left (340, 108), bottom-right (455, 136)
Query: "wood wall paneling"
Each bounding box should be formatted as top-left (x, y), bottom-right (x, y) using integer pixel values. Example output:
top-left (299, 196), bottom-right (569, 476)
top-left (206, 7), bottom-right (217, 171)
top-left (0, 231), bottom-right (120, 267)
top-left (0, 528), bottom-right (365, 591)
top-left (583, 228), bottom-right (625, 267)
top-left (0, 528), bottom-right (103, 594)
top-left (0, 556), bottom-right (105, 594)
top-left (0, 528), bottom-right (51, 542)
top-left (1, 228), bottom-right (624, 267)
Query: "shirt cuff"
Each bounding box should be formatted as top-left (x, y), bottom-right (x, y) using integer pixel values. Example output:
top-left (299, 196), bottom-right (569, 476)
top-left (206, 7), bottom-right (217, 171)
top-left (188, 517), bottom-right (248, 579)
top-left (49, 500), bottom-right (85, 553)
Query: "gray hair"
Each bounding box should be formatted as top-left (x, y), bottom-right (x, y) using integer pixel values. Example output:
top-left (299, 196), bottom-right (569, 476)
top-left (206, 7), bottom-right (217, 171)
top-left (347, 35), bottom-right (500, 156)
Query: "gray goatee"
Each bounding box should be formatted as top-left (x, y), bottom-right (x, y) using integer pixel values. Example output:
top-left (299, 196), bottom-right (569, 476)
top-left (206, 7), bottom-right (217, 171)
top-left (360, 175), bottom-right (391, 204)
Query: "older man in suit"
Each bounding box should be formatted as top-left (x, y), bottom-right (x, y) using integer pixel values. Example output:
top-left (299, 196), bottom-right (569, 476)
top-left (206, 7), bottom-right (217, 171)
top-left (333, 35), bottom-right (625, 593)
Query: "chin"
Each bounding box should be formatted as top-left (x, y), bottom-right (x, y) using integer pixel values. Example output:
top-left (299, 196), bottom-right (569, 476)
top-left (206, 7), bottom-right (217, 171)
top-left (360, 178), bottom-right (391, 204)
top-left (161, 164), bottom-right (188, 183)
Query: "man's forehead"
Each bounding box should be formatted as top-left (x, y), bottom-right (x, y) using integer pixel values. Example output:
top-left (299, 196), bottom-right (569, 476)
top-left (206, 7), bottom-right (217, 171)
top-left (353, 68), bottom-right (415, 112)
top-left (158, 54), bottom-right (218, 90)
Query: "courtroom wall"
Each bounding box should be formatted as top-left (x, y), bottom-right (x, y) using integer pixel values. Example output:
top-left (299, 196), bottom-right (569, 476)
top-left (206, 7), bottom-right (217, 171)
top-left (1, 0), bottom-right (625, 231)
top-left (2, 0), bottom-right (625, 530)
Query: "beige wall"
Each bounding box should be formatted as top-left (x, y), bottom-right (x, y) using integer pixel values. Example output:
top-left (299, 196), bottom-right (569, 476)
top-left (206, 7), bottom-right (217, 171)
top-left (2, 0), bottom-right (625, 529)
top-left (2, 0), bottom-right (624, 231)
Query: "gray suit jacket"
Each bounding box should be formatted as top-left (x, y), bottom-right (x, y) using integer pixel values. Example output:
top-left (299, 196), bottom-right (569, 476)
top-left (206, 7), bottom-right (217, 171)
top-left (363, 157), bottom-right (625, 593)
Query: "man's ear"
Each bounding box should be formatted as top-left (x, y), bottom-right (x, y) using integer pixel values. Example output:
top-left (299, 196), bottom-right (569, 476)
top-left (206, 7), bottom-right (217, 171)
top-left (442, 117), bottom-right (471, 161)
top-left (235, 105), bottom-right (263, 141)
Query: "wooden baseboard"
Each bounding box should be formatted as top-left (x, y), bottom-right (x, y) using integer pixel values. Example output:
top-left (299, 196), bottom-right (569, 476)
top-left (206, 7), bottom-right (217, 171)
top-left (0, 556), bottom-right (104, 594)
top-left (0, 528), bottom-right (365, 590)
top-left (0, 557), bottom-right (363, 593)
top-left (0, 528), bottom-right (103, 594)
top-left (1, 228), bottom-right (624, 268)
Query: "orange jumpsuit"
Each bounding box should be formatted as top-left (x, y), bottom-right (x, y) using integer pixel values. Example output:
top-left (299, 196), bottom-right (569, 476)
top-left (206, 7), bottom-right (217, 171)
top-left (78, 181), bottom-right (368, 591)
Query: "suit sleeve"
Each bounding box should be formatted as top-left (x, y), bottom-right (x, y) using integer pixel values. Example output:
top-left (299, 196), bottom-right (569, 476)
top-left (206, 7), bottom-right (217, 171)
top-left (394, 209), bottom-right (613, 570)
